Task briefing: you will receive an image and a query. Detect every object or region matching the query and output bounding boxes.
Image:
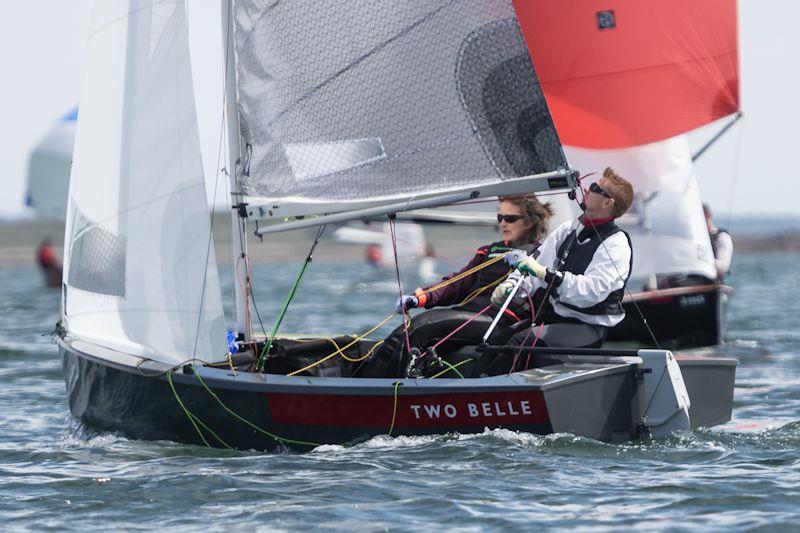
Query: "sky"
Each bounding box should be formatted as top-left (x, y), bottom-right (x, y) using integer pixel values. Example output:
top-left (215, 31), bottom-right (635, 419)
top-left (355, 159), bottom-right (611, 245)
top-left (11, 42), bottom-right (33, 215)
top-left (1, 1), bottom-right (798, 220)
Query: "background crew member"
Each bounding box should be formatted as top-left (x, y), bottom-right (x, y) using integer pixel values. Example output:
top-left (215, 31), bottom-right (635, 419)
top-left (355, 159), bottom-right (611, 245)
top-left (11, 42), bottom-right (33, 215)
top-left (703, 203), bottom-right (733, 281)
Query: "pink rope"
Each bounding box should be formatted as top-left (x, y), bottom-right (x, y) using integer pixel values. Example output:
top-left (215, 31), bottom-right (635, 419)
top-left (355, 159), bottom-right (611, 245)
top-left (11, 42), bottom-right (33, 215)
top-left (422, 303), bottom-right (494, 358)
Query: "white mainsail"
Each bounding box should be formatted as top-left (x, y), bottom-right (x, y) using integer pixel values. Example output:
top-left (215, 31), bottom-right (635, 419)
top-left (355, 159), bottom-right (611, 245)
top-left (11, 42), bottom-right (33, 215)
top-left (63, 0), bottom-right (227, 364)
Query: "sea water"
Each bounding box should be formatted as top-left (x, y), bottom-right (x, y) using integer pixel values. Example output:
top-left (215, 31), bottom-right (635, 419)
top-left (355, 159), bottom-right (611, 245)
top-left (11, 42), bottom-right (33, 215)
top-left (0, 252), bottom-right (798, 530)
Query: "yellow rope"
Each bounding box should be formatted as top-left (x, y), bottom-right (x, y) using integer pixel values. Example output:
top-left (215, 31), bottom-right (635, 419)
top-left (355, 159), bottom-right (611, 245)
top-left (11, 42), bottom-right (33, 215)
top-left (286, 314), bottom-right (395, 376)
top-left (388, 381), bottom-right (402, 436)
top-left (281, 251), bottom-right (510, 378)
top-left (421, 253), bottom-right (508, 295)
top-left (326, 337), bottom-right (385, 363)
top-left (459, 276), bottom-right (504, 306)
top-left (429, 359), bottom-right (472, 379)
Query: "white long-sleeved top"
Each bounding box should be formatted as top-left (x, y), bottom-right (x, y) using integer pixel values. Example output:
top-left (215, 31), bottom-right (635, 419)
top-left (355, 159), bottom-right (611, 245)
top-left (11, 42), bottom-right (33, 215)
top-left (511, 218), bottom-right (632, 327)
top-left (711, 229), bottom-right (733, 279)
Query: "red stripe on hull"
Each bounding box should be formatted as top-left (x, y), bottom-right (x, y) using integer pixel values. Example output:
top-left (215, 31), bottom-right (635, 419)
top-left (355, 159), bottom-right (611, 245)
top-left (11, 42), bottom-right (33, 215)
top-left (267, 391), bottom-right (549, 428)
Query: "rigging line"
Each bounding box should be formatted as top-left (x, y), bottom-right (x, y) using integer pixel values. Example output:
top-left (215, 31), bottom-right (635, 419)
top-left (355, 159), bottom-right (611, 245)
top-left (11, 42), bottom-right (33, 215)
top-left (192, 371), bottom-right (322, 448)
top-left (508, 288), bottom-right (536, 374)
top-left (283, 315), bottom-right (395, 376)
top-left (167, 370), bottom-right (235, 449)
top-left (429, 359), bottom-right (470, 379)
top-left (325, 337), bottom-right (383, 363)
top-left (724, 118), bottom-right (746, 231)
top-left (592, 226), bottom-right (661, 349)
top-left (387, 381), bottom-right (402, 437)
top-left (640, 362), bottom-right (672, 430)
top-left (388, 216), bottom-right (414, 357)
top-left (257, 224), bottom-right (327, 370)
top-left (422, 253), bottom-right (507, 294)
top-left (423, 304), bottom-right (493, 356)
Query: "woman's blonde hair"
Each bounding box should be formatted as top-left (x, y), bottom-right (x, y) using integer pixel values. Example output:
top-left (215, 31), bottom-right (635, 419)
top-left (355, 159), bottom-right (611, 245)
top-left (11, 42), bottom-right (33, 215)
top-left (498, 194), bottom-right (555, 243)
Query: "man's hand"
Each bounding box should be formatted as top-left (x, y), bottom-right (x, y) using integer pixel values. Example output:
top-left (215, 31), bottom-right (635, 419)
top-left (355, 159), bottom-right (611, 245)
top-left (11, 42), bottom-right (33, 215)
top-left (517, 256), bottom-right (547, 279)
top-left (490, 280), bottom-right (515, 306)
top-left (504, 249), bottom-right (528, 267)
top-left (395, 294), bottom-right (419, 314)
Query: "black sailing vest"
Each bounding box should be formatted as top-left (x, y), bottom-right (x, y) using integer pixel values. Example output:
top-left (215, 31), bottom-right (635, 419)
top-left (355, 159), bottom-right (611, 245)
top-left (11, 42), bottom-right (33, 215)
top-left (465, 241), bottom-right (538, 313)
top-left (553, 221), bottom-right (633, 316)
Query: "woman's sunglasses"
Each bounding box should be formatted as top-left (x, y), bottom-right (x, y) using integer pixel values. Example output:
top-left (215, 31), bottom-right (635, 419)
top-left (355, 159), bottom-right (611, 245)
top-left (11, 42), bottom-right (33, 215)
top-left (497, 214), bottom-right (523, 223)
top-left (589, 181), bottom-right (613, 200)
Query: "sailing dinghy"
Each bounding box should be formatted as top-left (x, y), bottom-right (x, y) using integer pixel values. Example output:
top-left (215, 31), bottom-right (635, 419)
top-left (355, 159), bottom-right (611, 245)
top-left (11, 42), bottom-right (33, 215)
top-left (58, 0), bottom-right (736, 452)
top-left (515, 0), bottom-right (741, 348)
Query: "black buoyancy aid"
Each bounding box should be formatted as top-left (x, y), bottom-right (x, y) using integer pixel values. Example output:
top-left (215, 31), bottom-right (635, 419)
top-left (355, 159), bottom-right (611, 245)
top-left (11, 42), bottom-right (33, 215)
top-left (554, 221), bottom-right (632, 316)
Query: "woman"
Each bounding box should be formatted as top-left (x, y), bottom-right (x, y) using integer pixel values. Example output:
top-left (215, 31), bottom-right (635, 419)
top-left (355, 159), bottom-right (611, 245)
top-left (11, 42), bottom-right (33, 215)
top-left (357, 195), bottom-right (554, 378)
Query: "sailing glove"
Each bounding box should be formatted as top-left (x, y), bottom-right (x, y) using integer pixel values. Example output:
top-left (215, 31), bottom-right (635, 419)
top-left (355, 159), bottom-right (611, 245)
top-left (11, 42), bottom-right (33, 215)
top-left (504, 249), bottom-right (529, 267)
top-left (395, 294), bottom-right (419, 314)
top-left (490, 280), bottom-right (515, 306)
top-left (517, 256), bottom-right (547, 279)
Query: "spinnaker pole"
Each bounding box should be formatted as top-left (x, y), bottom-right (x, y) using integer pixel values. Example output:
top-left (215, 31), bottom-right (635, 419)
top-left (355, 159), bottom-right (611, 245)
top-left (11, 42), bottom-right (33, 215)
top-left (222, 0), bottom-right (251, 341)
top-left (691, 111), bottom-right (743, 162)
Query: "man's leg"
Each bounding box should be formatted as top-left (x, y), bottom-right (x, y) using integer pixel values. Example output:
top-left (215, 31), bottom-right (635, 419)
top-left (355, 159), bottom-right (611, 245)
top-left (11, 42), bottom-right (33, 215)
top-left (481, 322), bottom-right (607, 375)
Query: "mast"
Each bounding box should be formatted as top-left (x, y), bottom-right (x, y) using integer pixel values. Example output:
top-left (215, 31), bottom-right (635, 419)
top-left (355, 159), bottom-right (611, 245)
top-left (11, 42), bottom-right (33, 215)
top-left (222, 0), bottom-right (251, 341)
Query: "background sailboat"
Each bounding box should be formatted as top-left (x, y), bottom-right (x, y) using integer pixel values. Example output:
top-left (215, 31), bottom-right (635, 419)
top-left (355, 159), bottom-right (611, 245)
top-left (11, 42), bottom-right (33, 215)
top-left (514, 0), bottom-right (741, 348)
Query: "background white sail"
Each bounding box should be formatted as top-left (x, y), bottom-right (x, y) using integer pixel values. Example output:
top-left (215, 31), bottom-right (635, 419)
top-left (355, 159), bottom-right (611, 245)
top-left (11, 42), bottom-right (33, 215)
top-left (560, 136), bottom-right (717, 289)
top-left (62, 0), bottom-right (227, 364)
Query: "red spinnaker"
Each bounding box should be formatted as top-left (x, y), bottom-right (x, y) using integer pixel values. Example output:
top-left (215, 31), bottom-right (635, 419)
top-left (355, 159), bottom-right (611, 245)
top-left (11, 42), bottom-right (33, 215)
top-left (513, 0), bottom-right (739, 148)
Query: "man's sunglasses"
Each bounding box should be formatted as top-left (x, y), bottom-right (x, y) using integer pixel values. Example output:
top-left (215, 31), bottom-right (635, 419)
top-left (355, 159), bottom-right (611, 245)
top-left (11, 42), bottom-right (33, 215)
top-left (589, 181), bottom-right (613, 200)
top-left (497, 214), bottom-right (523, 223)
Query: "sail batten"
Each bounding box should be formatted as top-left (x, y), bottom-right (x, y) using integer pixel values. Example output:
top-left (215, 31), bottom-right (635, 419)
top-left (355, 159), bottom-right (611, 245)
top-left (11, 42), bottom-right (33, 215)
top-left (232, 0), bottom-right (570, 224)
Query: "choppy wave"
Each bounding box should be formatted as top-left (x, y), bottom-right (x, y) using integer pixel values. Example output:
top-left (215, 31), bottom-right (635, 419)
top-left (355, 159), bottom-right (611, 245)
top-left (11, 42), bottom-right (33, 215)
top-left (1, 255), bottom-right (799, 529)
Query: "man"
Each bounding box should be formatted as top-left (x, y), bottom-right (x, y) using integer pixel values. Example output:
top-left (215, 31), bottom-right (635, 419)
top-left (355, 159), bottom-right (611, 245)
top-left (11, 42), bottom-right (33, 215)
top-left (491, 167), bottom-right (634, 351)
top-left (703, 203), bottom-right (733, 281)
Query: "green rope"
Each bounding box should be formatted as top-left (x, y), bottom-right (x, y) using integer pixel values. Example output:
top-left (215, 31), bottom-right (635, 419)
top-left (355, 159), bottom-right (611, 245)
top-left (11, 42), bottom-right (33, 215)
top-left (257, 225), bottom-right (326, 370)
top-left (193, 371), bottom-right (322, 449)
top-left (429, 359), bottom-right (470, 379)
top-left (167, 371), bottom-right (233, 449)
top-left (256, 258), bottom-right (311, 370)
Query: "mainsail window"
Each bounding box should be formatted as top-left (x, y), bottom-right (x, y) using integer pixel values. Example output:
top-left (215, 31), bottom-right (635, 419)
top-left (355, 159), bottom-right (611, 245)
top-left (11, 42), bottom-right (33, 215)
top-left (67, 206), bottom-right (126, 298)
top-left (284, 138), bottom-right (387, 181)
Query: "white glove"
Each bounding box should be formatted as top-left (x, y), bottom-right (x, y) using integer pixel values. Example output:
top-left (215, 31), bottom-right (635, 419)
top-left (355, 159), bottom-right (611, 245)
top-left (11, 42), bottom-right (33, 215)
top-left (490, 280), bottom-right (515, 306)
top-left (517, 256), bottom-right (547, 279)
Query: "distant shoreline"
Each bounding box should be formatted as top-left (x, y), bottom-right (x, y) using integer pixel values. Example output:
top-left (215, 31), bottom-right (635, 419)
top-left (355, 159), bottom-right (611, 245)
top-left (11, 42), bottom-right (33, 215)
top-left (1, 220), bottom-right (798, 267)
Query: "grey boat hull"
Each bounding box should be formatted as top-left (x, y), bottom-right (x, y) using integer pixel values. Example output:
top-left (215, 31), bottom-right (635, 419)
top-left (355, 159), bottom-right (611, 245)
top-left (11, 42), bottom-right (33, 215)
top-left (59, 336), bottom-right (736, 452)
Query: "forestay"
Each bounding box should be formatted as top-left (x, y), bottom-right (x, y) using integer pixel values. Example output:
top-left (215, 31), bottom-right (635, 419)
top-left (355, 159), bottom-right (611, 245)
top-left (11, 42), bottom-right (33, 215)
top-left (63, 0), bottom-right (227, 365)
top-left (232, 0), bottom-right (572, 222)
